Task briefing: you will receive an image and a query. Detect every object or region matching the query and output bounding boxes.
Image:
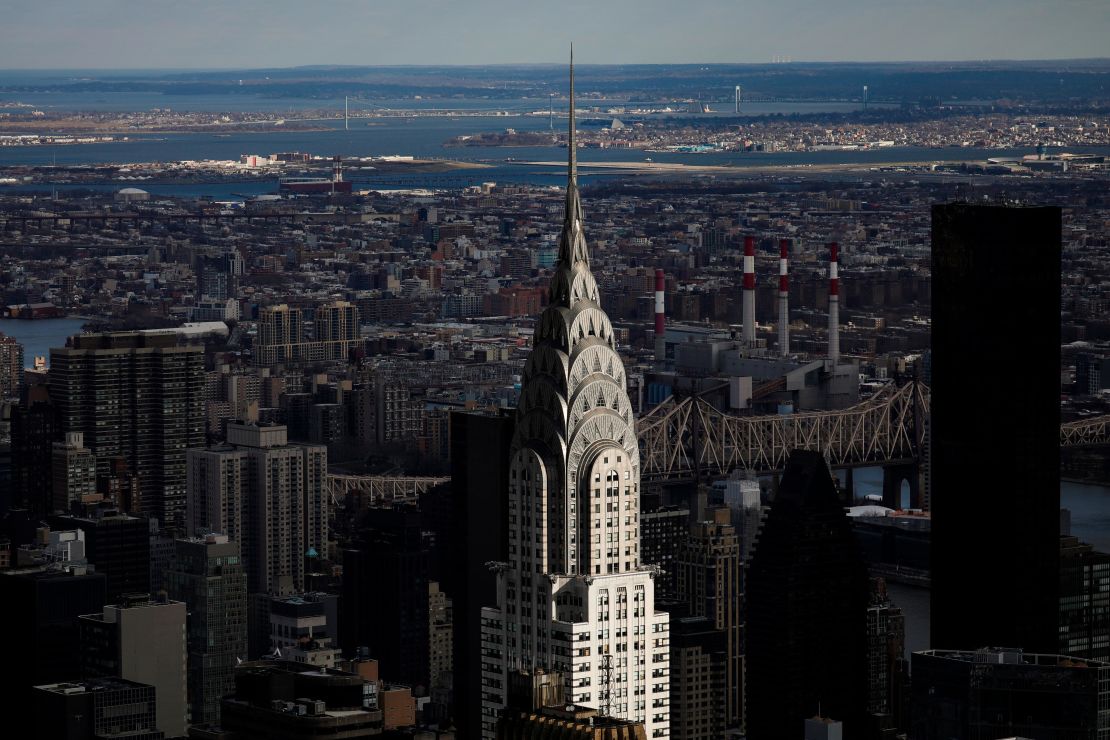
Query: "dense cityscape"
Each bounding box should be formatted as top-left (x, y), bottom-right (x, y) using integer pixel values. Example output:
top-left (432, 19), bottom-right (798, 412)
top-left (2, 8), bottom-right (1110, 740)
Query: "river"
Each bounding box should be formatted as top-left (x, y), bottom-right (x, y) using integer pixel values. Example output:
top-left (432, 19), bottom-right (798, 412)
top-left (877, 478), bottom-right (1110, 659)
top-left (0, 317), bottom-right (87, 367)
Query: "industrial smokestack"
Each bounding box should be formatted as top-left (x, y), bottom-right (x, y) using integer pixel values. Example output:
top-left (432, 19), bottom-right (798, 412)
top-left (828, 241), bottom-right (840, 363)
top-left (778, 239), bottom-right (790, 357)
top-left (654, 268), bottom-right (666, 365)
top-left (743, 236), bottom-right (756, 347)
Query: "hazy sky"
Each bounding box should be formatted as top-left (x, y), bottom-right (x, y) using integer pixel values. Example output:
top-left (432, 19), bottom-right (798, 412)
top-left (1, 0), bottom-right (1106, 69)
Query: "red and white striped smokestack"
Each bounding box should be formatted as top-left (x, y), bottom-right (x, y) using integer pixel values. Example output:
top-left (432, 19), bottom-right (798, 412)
top-left (828, 241), bottom-right (840, 363)
top-left (778, 239), bottom-right (790, 357)
top-left (742, 236), bottom-right (756, 346)
top-left (654, 268), bottom-right (666, 365)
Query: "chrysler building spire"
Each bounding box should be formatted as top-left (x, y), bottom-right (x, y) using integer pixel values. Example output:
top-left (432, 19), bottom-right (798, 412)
top-left (479, 48), bottom-right (671, 740)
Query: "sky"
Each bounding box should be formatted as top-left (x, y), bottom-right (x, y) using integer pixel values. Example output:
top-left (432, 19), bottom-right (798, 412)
top-left (1, 0), bottom-right (1107, 69)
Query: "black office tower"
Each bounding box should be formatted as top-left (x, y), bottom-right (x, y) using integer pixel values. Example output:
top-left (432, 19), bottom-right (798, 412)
top-left (449, 410), bottom-right (512, 739)
top-left (745, 450), bottom-right (870, 737)
top-left (0, 564), bottom-right (108, 706)
top-left (930, 203), bottom-right (1061, 653)
top-left (342, 505), bottom-right (431, 690)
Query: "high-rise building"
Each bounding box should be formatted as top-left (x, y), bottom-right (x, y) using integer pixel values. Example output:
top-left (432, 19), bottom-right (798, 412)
top-left (866, 578), bottom-right (907, 729)
top-left (50, 332), bottom-right (205, 529)
top-left (640, 506), bottom-right (689, 600)
top-left (0, 331), bottom-right (24, 399)
top-left (1060, 536), bottom-right (1110, 663)
top-left (911, 648), bottom-right (1110, 739)
top-left (343, 506), bottom-right (431, 689)
top-left (10, 399), bottom-right (56, 517)
top-left (744, 450), bottom-right (870, 737)
top-left (51, 433), bottom-right (98, 513)
top-left (51, 511), bottom-right (150, 602)
top-left (674, 508), bottom-right (741, 729)
top-left (32, 677), bottom-right (163, 740)
top-left (186, 422), bottom-right (327, 595)
top-left (480, 55), bottom-right (670, 739)
top-left (252, 301), bottom-right (361, 367)
top-left (449, 409), bottom-right (514, 739)
top-left (930, 203), bottom-right (1062, 653)
top-left (79, 594), bottom-right (188, 739)
top-left (668, 615), bottom-right (727, 740)
top-left (0, 563), bottom-right (107, 705)
top-left (165, 533), bottom-right (247, 726)
top-left (196, 248), bottom-right (243, 302)
top-left (429, 581), bottom-right (454, 690)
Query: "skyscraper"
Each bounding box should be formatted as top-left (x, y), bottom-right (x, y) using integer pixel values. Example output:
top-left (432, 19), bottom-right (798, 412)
top-left (674, 508), bottom-right (742, 729)
top-left (745, 450), bottom-right (870, 737)
top-left (185, 422), bottom-right (327, 595)
top-left (343, 506), bottom-right (431, 689)
top-left (50, 332), bottom-right (205, 529)
top-left (165, 533), bottom-right (247, 726)
top-left (480, 52), bottom-right (670, 738)
top-left (930, 203), bottom-right (1062, 653)
top-left (448, 409), bottom-right (514, 739)
top-left (0, 331), bottom-right (23, 399)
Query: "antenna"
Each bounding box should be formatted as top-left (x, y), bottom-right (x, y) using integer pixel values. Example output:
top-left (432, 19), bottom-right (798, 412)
top-left (569, 43), bottom-right (576, 182)
top-left (345, 96), bottom-right (349, 130)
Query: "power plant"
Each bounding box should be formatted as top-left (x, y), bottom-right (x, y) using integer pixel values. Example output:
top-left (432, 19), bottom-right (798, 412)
top-left (647, 236), bottom-right (858, 413)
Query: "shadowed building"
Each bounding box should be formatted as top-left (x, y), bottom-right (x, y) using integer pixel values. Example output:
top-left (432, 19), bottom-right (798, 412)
top-left (930, 203), bottom-right (1061, 653)
top-left (0, 563), bottom-right (107, 706)
top-left (449, 409), bottom-right (513, 739)
top-left (32, 677), bottom-right (163, 740)
top-left (911, 648), bottom-right (1110, 739)
top-left (674, 509), bottom-right (742, 730)
top-left (745, 450), bottom-right (870, 737)
top-left (165, 533), bottom-right (247, 727)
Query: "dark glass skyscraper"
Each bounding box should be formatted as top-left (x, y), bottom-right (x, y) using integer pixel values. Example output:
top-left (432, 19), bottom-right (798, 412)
top-left (745, 450), bottom-right (870, 737)
top-left (930, 203), bottom-right (1061, 653)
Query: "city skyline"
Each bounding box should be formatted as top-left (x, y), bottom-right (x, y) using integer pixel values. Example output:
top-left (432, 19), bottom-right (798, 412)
top-left (1, 0), bottom-right (1108, 69)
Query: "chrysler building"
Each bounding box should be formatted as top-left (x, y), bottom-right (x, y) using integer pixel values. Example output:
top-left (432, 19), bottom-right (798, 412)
top-left (480, 49), bottom-right (671, 738)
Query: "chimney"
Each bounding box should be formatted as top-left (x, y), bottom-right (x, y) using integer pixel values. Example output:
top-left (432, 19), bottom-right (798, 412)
top-left (742, 236), bottom-right (756, 346)
top-left (779, 239), bottom-right (790, 357)
top-left (828, 241), bottom-right (840, 363)
top-left (654, 268), bottom-right (666, 366)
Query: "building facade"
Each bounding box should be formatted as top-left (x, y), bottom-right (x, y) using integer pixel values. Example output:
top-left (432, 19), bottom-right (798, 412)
top-left (1060, 536), bottom-right (1110, 663)
top-left (930, 203), bottom-right (1062, 654)
top-left (911, 648), bottom-right (1110, 739)
top-left (186, 422), bottom-right (327, 595)
top-left (79, 595), bottom-right (189, 739)
top-left (480, 59), bottom-right (670, 739)
top-left (744, 450), bottom-right (870, 737)
top-left (50, 332), bottom-right (205, 529)
top-left (674, 509), bottom-right (742, 730)
top-left (165, 533), bottom-right (247, 726)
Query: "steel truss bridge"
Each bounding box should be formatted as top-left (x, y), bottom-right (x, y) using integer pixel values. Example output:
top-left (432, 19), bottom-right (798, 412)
top-left (326, 474), bottom-right (449, 509)
top-left (637, 381), bottom-right (1110, 483)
